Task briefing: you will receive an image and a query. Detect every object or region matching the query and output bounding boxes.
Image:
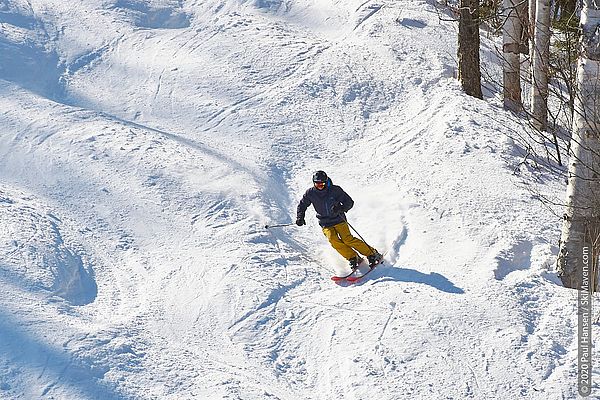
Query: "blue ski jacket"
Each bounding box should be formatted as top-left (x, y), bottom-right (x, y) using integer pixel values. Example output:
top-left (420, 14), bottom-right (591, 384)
top-left (296, 178), bottom-right (354, 228)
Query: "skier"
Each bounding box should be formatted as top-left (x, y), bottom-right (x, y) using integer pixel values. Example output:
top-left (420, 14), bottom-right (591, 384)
top-left (296, 170), bottom-right (382, 270)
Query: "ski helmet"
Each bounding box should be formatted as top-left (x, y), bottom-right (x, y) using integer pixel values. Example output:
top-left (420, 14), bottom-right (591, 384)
top-left (312, 170), bottom-right (328, 183)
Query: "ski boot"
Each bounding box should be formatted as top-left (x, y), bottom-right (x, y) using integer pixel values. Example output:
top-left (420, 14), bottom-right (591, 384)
top-left (367, 252), bottom-right (383, 267)
top-left (349, 256), bottom-right (363, 270)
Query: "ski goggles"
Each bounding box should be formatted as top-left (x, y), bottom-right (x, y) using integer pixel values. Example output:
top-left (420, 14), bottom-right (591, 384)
top-left (313, 181), bottom-right (326, 188)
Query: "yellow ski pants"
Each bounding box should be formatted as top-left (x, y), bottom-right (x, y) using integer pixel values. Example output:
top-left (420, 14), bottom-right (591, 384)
top-left (322, 221), bottom-right (375, 260)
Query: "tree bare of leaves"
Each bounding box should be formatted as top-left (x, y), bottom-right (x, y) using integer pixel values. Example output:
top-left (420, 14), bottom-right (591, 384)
top-left (557, 0), bottom-right (600, 290)
top-left (458, 0), bottom-right (484, 98)
top-left (528, 0), bottom-right (536, 48)
top-left (483, 0), bottom-right (575, 167)
top-left (502, 0), bottom-right (525, 111)
top-left (531, 0), bottom-right (551, 131)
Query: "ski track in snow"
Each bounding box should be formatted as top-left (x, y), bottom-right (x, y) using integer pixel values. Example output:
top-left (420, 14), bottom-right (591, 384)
top-left (0, 0), bottom-right (594, 399)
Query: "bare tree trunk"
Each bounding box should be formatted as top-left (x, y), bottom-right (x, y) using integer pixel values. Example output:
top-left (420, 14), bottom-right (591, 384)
top-left (458, 0), bottom-right (483, 99)
top-left (503, 0), bottom-right (523, 111)
top-left (518, 1), bottom-right (530, 54)
top-left (557, 0), bottom-right (600, 290)
top-left (529, 0), bottom-right (536, 64)
top-left (531, 0), bottom-right (551, 130)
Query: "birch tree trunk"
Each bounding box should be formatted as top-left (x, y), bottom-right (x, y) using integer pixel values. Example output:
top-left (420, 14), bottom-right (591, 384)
top-left (557, 0), bottom-right (600, 290)
top-left (503, 0), bottom-right (523, 111)
top-left (531, 0), bottom-right (551, 131)
top-left (528, 0), bottom-right (536, 80)
top-left (458, 0), bottom-right (483, 99)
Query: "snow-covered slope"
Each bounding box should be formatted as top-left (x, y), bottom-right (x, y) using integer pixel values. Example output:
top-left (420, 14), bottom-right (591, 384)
top-left (0, 0), bottom-right (592, 398)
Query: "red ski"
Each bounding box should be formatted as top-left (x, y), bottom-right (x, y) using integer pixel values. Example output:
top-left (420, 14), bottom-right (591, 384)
top-left (331, 259), bottom-right (365, 282)
top-left (331, 270), bottom-right (356, 282)
top-left (346, 258), bottom-right (384, 283)
top-left (331, 255), bottom-right (384, 283)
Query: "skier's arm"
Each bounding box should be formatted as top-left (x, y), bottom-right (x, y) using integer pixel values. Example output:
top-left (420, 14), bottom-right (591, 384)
top-left (296, 191), bottom-right (311, 222)
top-left (338, 188), bottom-right (354, 213)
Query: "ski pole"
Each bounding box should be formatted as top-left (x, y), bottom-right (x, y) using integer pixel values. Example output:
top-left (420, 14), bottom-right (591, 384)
top-left (345, 218), bottom-right (377, 254)
top-left (264, 223), bottom-right (295, 229)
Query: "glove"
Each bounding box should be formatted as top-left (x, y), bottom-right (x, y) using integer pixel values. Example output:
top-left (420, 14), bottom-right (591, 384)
top-left (331, 203), bottom-right (345, 215)
top-left (296, 217), bottom-right (306, 226)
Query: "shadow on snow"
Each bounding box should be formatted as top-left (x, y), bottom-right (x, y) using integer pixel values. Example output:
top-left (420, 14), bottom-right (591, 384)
top-left (0, 307), bottom-right (129, 399)
top-left (372, 265), bottom-right (464, 294)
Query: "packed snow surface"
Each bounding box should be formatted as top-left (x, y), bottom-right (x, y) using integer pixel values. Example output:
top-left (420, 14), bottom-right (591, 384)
top-left (0, 0), bottom-right (595, 399)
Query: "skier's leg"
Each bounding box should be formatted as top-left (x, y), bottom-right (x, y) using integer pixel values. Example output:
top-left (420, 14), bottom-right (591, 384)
top-left (322, 226), bottom-right (358, 260)
top-left (334, 222), bottom-right (378, 257)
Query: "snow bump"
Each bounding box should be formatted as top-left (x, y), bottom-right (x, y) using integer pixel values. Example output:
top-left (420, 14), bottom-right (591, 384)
top-left (0, 187), bottom-right (97, 306)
